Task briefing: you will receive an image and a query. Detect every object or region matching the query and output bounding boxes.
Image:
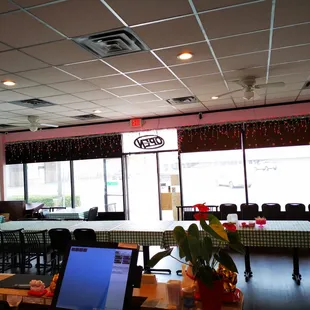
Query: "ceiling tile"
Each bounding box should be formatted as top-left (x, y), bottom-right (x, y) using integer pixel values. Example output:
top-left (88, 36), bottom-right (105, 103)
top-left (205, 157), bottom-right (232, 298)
top-left (13, 0), bottom-right (57, 7)
top-left (79, 107), bottom-right (112, 114)
top-left (74, 90), bottom-right (114, 101)
top-left (60, 60), bottom-right (117, 79)
top-left (0, 11), bottom-right (62, 48)
top-left (30, 0), bottom-right (123, 37)
top-left (16, 85), bottom-right (64, 97)
top-left (0, 111), bottom-right (29, 119)
top-left (273, 24), bottom-right (310, 49)
top-left (99, 111), bottom-right (128, 118)
top-left (235, 99), bottom-right (265, 107)
top-left (92, 98), bottom-right (129, 107)
top-left (268, 72), bottom-right (310, 84)
top-left (144, 80), bottom-right (185, 92)
top-left (154, 42), bottom-right (212, 66)
top-left (134, 16), bottom-right (204, 49)
top-left (267, 82), bottom-right (304, 94)
top-left (49, 80), bottom-right (99, 93)
top-left (108, 85), bottom-right (149, 96)
top-left (21, 40), bottom-right (96, 66)
top-left (0, 1), bottom-right (18, 13)
top-left (193, 0), bottom-right (254, 11)
top-left (199, 1), bottom-right (271, 39)
top-left (173, 102), bottom-right (205, 110)
top-left (156, 88), bottom-right (192, 100)
top-left (224, 67), bottom-right (267, 81)
top-left (127, 68), bottom-right (175, 83)
top-left (12, 108), bottom-right (47, 116)
top-left (197, 88), bottom-right (229, 101)
top-left (0, 50), bottom-right (48, 72)
top-left (0, 91), bottom-right (31, 102)
top-left (0, 42), bottom-right (12, 52)
top-left (207, 102), bottom-right (235, 110)
top-left (266, 90), bottom-right (299, 100)
top-left (0, 74), bottom-right (39, 90)
top-left (269, 60), bottom-right (310, 76)
top-left (41, 94), bottom-right (84, 105)
top-left (182, 73), bottom-right (223, 87)
top-left (17, 67), bottom-right (77, 84)
top-left (265, 97), bottom-right (297, 105)
top-left (219, 51), bottom-right (268, 71)
top-left (170, 60), bottom-right (219, 78)
top-left (271, 45), bottom-right (310, 65)
top-left (88, 75), bottom-right (135, 89)
top-left (111, 105), bottom-right (144, 113)
top-left (125, 94), bottom-right (159, 103)
top-left (37, 105), bottom-right (71, 112)
top-left (64, 101), bottom-right (101, 110)
top-left (274, 0), bottom-right (310, 27)
top-left (0, 101), bottom-right (30, 111)
top-left (36, 113), bottom-right (64, 119)
top-left (105, 51), bottom-right (163, 73)
top-left (211, 31), bottom-right (269, 58)
top-left (106, 0), bottom-right (191, 25)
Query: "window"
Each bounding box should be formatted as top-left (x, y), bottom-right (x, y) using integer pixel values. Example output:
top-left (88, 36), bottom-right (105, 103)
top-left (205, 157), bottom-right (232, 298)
top-left (181, 150), bottom-right (245, 207)
top-left (27, 161), bottom-right (71, 207)
top-left (245, 145), bottom-right (310, 209)
top-left (74, 158), bottom-right (123, 212)
top-left (5, 164), bottom-right (24, 200)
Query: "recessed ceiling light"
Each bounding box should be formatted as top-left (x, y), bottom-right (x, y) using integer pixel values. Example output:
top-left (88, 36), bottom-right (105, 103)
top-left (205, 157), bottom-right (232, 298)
top-left (211, 96), bottom-right (219, 100)
top-left (2, 80), bottom-right (16, 86)
top-left (93, 110), bottom-right (102, 114)
top-left (177, 52), bottom-right (193, 60)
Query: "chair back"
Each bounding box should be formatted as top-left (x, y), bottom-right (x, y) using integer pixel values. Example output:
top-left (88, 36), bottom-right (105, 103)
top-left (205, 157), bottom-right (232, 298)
top-left (240, 203), bottom-right (259, 220)
top-left (74, 228), bottom-right (97, 242)
top-left (87, 207), bottom-right (98, 221)
top-left (285, 203), bottom-right (306, 220)
top-left (220, 203), bottom-right (237, 220)
top-left (97, 212), bottom-right (125, 221)
top-left (23, 230), bottom-right (48, 252)
top-left (49, 228), bottom-right (71, 254)
top-left (1, 229), bottom-right (24, 245)
top-left (262, 203), bottom-right (281, 220)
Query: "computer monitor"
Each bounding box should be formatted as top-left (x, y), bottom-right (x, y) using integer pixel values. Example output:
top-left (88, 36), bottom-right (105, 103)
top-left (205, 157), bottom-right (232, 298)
top-left (51, 241), bottom-right (139, 310)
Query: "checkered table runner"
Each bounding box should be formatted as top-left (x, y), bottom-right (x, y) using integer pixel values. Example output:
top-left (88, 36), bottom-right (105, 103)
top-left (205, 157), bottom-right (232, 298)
top-left (45, 210), bottom-right (88, 220)
top-left (163, 221), bottom-right (310, 249)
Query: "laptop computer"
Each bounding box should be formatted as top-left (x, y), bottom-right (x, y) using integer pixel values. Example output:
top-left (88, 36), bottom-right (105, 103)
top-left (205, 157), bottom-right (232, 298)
top-left (51, 241), bottom-right (139, 310)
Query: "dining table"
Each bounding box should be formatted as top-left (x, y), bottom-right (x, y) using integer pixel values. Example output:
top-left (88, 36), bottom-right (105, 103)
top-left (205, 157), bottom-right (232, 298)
top-left (43, 208), bottom-right (89, 220)
top-left (25, 203), bottom-right (45, 216)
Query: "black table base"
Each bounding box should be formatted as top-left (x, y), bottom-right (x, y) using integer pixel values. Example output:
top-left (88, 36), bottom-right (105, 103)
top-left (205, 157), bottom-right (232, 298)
top-left (142, 246), bottom-right (171, 275)
top-left (292, 248), bottom-right (301, 285)
top-left (244, 246), bottom-right (253, 282)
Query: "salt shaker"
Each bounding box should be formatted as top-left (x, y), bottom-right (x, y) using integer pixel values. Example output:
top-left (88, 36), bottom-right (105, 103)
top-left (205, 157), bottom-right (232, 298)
top-left (166, 280), bottom-right (181, 307)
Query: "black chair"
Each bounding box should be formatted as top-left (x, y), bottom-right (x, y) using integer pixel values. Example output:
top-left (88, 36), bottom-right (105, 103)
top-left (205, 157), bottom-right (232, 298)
top-left (87, 207), bottom-right (98, 221)
top-left (49, 228), bottom-right (72, 273)
top-left (0, 229), bottom-right (25, 273)
top-left (285, 203), bottom-right (306, 220)
top-left (262, 203), bottom-right (282, 220)
top-left (220, 203), bottom-right (237, 220)
top-left (97, 212), bottom-right (125, 221)
top-left (74, 228), bottom-right (97, 242)
top-left (23, 230), bottom-right (51, 275)
top-left (240, 203), bottom-right (259, 220)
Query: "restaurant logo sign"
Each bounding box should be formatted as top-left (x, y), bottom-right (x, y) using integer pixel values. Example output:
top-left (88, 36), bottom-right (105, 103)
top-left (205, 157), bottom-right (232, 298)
top-left (134, 135), bottom-right (165, 150)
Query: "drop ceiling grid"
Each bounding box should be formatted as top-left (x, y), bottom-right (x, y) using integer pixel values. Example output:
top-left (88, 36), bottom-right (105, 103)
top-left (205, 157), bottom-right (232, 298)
top-left (0, 0), bottom-right (308, 131)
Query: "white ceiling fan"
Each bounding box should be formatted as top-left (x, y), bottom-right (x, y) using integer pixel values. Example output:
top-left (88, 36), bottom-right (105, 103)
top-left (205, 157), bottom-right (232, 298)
top-left (11, 115), bottom-right (59, 132)
top-left (212, 76), bottom-right (286, 101)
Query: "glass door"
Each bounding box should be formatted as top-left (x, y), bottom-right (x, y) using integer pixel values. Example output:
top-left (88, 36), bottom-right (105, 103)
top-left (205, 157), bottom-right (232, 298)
top-left (127, 153), bottom-right (160, 221)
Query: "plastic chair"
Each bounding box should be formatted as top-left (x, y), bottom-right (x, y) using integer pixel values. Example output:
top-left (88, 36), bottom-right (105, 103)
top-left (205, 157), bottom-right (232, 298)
top-left (220, 203), bottom-right (237, 220)
top-left (87, 207), bottom-right (98, 221)
top-left (262, 203), bottom-right (281, 220)
top-left (285, 203), bottom-right (306, 220)
top-left (74, 228), bottom-right (97, 242)
top-left (240, 203), bottom-right (259, 220)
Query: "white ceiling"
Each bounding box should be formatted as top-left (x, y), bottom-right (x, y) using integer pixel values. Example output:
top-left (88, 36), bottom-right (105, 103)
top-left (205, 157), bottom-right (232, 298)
top-left (0, 0), bottom-right (309, 131)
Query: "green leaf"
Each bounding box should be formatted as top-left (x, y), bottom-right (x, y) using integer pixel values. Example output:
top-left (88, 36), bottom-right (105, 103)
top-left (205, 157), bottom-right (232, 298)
top-left (179, 236), bottom-right (192, 262)
top-left (173, 226), bottom-right (187, 245)
top-left (187, 235), bottom-right (201, 263)
top-left (200, 219), bottom-right (228, 243)
top-left (208, 214), bottom-right (222, 226)
top-left (198, 265), bottom-right (214, 288)
top-left (201, 236), bottom-right (212, 263)
top-left (147, 248), bottom-right (173, 267)
top-left (188, 223), bottom-right (200, 240)
top-left (227, 231), bottom-right (245, 254)
top-left (214, 250), bottom-right (238, 273)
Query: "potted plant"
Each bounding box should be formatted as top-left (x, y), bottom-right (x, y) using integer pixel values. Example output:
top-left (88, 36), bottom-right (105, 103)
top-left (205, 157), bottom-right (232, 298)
top-left (148, 203), bottom-right (244, 310)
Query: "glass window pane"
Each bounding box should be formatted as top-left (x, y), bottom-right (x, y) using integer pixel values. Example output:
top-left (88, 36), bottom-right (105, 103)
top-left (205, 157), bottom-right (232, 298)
top-left (181, 150), bottom-right (245, 207)
top-left (28, 162), bottom-right (71, 207)
top-left (5, 164), bottom-right (24, 200)
top-left (246, 145), bottom-right (310, 209)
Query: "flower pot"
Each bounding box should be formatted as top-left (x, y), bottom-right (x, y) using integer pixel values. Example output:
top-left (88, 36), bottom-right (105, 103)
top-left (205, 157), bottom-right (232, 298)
top-left (197, 279), bottom-right (224, 310)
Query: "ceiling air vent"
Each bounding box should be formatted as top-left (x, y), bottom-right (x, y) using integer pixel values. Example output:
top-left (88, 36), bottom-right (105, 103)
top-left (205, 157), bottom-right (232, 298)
top-left (73, 114), bottom-right (103, 120)
top-left (10, 98), bottom-right (55, 108)
top-left (167, 96), bottom-right (199, 105)
top-left (74, 28), bottom-right (149, 58)
top-left (302, 81), bottom-right (310, 89)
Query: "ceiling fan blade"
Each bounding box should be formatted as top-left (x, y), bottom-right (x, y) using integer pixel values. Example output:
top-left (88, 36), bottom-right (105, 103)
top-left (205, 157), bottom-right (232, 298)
top-left (212, 89), bottom-right (243, 99)
top-left (255, 82), bottom-right (285, 89)
top-left (40, 123), bottom-right (59, 128)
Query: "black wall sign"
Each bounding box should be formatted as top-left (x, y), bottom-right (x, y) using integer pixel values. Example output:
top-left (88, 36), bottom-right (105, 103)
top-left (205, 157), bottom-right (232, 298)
top-left (134, 135), bottom-right (165, 150)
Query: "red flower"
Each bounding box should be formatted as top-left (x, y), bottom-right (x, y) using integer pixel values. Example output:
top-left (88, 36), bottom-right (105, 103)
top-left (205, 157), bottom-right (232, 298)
top-left (223, 223), bottom-right (237, 232)
top-left (193, 203), bottom-right (209, 213)
top-left (194, 213), bottom-right (208, 221)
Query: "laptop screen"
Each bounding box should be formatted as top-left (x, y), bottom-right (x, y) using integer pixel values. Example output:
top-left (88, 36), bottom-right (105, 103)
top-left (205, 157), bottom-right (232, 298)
top-left (54, 245), bottom-right (134, 310)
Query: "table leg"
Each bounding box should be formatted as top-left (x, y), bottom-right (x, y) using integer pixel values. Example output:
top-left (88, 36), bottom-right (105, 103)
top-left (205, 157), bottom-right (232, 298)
top-left (244, 246), bottom-right (253, 282)
top-left (292, 248), bottom-right (301, 285)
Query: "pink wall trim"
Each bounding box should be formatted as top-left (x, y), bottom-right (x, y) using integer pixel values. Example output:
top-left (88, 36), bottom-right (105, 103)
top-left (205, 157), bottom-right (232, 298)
top-left (0, 134), bottom-right (5, 200)
top-left (3, 102), bottom-right (310, 144)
